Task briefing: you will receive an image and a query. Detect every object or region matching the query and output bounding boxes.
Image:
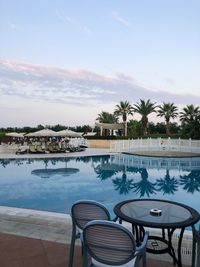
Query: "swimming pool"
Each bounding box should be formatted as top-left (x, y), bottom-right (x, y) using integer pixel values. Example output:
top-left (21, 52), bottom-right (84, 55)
top-left (0, 154), bottom-right (200, 216)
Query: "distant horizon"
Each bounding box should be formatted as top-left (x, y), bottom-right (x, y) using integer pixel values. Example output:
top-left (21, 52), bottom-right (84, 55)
top-left (1, 1), bottom-right (200, 127)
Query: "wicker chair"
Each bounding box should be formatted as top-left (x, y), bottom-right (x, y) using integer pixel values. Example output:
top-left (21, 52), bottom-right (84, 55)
top-left (82, 220), bottom-right (149, 267)
top-left (68, 200), bottom-right (112, 267)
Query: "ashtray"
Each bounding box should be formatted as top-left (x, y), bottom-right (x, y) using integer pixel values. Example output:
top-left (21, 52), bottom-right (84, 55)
top-left (150, 208), bottom-right (162, 216)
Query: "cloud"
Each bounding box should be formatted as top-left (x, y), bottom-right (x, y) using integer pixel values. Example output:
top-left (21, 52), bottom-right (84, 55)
top-left (7, 21), bottom-right (21, 31)
top-left (0, 60), bottom-right (200, 109)
top-left (111, 11), bottom-right (131, 28)
top-left (55, 9), bottom-right (92, 34)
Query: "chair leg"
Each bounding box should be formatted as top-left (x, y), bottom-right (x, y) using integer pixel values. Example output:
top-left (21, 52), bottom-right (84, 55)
top-left (68, 226), bottom-right (77, 267)
top-left (143, 251), bottom-right (146, 267)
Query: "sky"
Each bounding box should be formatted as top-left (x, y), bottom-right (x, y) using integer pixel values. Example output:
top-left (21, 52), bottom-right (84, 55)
top-left (0, 0), bottom-right (200, 127)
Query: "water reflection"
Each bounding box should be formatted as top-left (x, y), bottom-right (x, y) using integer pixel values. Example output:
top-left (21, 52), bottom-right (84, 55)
top-left (156, 170), bottom-right (178, 195)
top-left (112, 168), bottom-right (134, 195)
top-left (31, 168), bottom-right (79, 178)
top-left (180, 170), bottom-right (200, 193)
top-left (133, 168), bottom-right (157, 197)
top-left (1, 155), bottom-right (200, 198)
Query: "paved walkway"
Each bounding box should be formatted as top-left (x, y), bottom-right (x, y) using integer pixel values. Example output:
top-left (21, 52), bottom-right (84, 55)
top-left (0, 232), bottom-right (190, 267)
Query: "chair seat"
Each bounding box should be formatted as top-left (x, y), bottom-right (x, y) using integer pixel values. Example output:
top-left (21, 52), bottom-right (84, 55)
top-left (92, 257), bottom-right (136, 267)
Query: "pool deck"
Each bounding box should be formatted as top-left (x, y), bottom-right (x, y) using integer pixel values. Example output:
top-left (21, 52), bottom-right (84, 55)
top-left (0, 232), bottom-right (190, 267)
top-left (124, 150), bottom-right (200, 157)
top-left (0, 147), bottom-right (111, 159)
top-left (0, 206), bottom-right (191, 267)
top-left (0, 147), bottom-right (197, 266)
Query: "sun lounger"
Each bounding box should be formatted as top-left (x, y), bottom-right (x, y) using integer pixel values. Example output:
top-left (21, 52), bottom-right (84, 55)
top-left (16, 145), bottom-right (29, 155)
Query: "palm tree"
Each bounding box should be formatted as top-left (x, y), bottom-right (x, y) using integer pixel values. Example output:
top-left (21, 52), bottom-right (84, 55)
top-left (180, 105), bottom-right (200, 139)
top-left (133, 99), bottom-right (157, 135)
top-left (180, 105), bottom-right (200, 123)
top-left (96, 111), bottom-right (118, 123)
top-left (114, 101), bottom-right (134, 136)
top-left (157, 102), bottom-right (178, 135)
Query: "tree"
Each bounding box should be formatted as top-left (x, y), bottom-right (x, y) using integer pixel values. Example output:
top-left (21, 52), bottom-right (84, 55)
top-left (180, 105), bottom-right (200, 124)
top-left (114, 101), bottom-right (134, 136)
top-left (96, 111), bottom-right (118, 123)
top-left (180, 105), bottom-right (200, 138)
top-left (133, 99), bottom-right (157, 135)
top-left (127, 120), bottom-right (143, 138)
top-left (157, 102), bottom-right (178, 135)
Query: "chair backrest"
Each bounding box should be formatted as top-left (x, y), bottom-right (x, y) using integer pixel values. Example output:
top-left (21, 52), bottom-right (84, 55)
top-left (83, 220), bottom-right (136, 266)
top-left (71, 200), bottom-right (111, 230)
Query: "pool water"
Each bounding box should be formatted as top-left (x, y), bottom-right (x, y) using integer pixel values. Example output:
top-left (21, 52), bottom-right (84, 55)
top-left (0, 154), bottom-right (200, 216)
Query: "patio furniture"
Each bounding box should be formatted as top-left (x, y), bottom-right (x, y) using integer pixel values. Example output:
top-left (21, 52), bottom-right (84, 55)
top-left (16, 145), bottom-right (29, 154)
top-left (114, 199), bottom-right (200, 267)
top-left (194, 224), bottom-right (200, 267)
top-left (68, 200), bottom-right (112, 267)
top-left (35, 144), bottom-right (46, 153)
top-left (29, 144), bottom-right (37, 153)
top-left (82, 220), bottom-right (149, 267)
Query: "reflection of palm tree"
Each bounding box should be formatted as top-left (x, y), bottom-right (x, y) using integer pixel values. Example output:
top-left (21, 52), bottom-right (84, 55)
top-left (133, 168), bottom-right (157, 197)
top-left (95, 166), bottom-right (117, 180)
top-left (76, 156), bottom-right (92, 163)
top-left (0, 159), bottom-right (11, 168)
top-left (180, 170), bottom-right (200, 193)
top-left (93, 157), bottom-right (119, 180)
top-left (156, 170), bottom-right (178, 195)
top-left (91, 156), bottom-right (109, 169)
top-left (113, 170), bottom-right (134, 195)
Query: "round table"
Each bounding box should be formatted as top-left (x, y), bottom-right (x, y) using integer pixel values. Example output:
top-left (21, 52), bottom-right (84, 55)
top-left (114, 199), bottom-right (200, 267)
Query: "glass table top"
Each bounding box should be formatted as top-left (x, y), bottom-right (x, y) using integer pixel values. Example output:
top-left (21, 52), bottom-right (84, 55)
top-left (115, 199), bottom-right (200, 228)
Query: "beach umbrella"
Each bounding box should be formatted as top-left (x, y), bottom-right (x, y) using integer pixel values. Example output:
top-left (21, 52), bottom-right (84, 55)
top-left (6, 132), bottom-right (25, 138)
top-left (56, 129), bottom-right (81, 137)
top-left (25, 129), bottom-right (57, 137)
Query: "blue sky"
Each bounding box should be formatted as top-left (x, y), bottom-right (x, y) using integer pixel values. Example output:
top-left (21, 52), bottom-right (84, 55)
top-left (0, 0), bottom-right (200, 127)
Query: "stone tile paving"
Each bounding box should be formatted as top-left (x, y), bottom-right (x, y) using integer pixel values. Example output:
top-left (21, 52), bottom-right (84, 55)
top-left (0, 232), bottom-right (190, 267)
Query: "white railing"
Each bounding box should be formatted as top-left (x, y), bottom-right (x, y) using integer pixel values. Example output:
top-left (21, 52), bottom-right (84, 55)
top-left (110, 138), bottom-right (200, 154)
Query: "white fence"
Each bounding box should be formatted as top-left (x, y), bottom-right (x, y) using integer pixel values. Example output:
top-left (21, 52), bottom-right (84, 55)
top-left (110, 138), bottom-right (200, 153)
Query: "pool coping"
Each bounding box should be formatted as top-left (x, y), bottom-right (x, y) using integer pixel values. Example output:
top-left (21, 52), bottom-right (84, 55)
top-left (123, 151), bottom-right (200, 158)
top-left (0, 205), bottom-right (195, 265)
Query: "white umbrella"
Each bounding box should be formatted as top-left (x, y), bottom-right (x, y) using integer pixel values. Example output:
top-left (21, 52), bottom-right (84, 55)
top-left (6, 132), bottom-right (25, 138)
top-left (31, 167), bottom-right (79, 178)
top-left (56, 129), bottom-right (81, 137)
top-left (25, 129), bottom-right (57, 137)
